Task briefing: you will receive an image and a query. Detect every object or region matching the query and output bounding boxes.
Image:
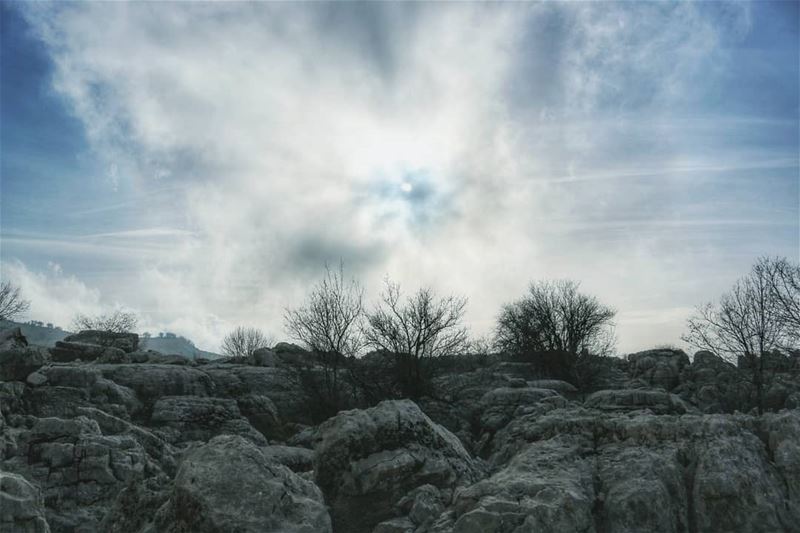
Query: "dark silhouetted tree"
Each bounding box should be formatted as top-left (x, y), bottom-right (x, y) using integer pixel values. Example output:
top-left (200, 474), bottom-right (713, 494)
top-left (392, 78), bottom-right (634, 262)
top-left (495, 280), bottom-right (616, 390)
top-left (285, 263), bottom-right (364, 416)
top-left (0, 281), bottom-right (30, 321)
top-left (364, 279), bottom-right (469, 399)
top-left (683, 258), bottom-right (794, 414)
top-left (760, 256), bottom-right (800, 347)
top-left (72, 310), bottom-right (138, 333)
top-left (221, 326), bottom-right (273, 360)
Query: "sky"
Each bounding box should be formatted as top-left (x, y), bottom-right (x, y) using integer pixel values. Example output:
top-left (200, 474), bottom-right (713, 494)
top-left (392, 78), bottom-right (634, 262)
top-left (1, 1), bottom-right (798, 354)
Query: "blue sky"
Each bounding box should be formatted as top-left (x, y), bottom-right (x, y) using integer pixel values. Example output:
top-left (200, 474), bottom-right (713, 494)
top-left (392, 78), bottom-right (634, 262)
top-left (1, 2), bottom-right (797, 352)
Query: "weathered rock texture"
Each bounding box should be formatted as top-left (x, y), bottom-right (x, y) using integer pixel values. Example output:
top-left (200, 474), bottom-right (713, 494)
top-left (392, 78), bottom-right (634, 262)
top-left (314, 400), bottom-right (482, 533)
top-left (1, 327), bottom-right (799, 533)
top-left (0, 471), bottom-right (51, 533)
top-left (152, 435), bottom-right (331, 533)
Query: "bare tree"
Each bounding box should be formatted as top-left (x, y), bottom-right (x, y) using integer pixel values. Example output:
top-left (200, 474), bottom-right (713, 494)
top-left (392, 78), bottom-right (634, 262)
top-left (494, 280), bottom-right (616, 389)
top-left (683, 260), bottom-right (785, 414)
top-left (284, 263), bottom-right (364, 414)
top-left (760, 256), bottom-right (800, 347)
top-left (364, 279), bottom-right (469, 399)
top-left (0, 281), bottom-right (30, 321)
top-left (221, 326), bottom-right (273, 360)
top-left (71, 309), bottom-right (138, 333)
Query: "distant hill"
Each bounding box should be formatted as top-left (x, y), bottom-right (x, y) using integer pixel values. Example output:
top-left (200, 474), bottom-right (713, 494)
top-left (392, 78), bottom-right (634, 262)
top-left (0, 320), bottom-right (221, 360)
top-left (141, 335), bottom-right (221, 360)
top-left (0, 320), bottom-right (69, 347)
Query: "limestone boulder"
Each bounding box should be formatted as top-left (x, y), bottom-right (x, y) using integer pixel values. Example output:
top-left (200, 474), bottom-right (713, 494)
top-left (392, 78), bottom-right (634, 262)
top-left (249, 347), bottom-right (276, 366)
top-left (204, 365), bottom-right (309, 424)
top-left (0, 345), bottom-right (50, 382)
top-left (63, 330), bottom-right (139, 353)
top-left (477, 387), bottom-right (564, 433)
top-left (452, 436), bottom-right (595, 533)
top-left (96, 364), bottom-right (214, 405)
top-left (585, 389), bottom-right (693, 414)
top-left (50, 341), bottom-right (126, 363)
top-left (0, 471), bottom-right (51, 533)
top-left (527, 379), bottom-right (579, 397)
top-left (154, 434), bottom-right (332, 533)
top-left (150, 396), bottom-right (266, 445)
top-left (314, 399), bottom-right (482, 533)
top-left (0, 326), bottom-right (28, 350)
top-left (677, 351), bottom-right (749, 413)
top-left (627, 349), bottom-right (690, 391)
top-left (236, 393), bottom-right (283, 440)
top-left (262, 445), bottom-right (315, 473)
top-left (1, 416), bottom-right (151, 532)
top-left (30, 366), bottom-right (141, 418)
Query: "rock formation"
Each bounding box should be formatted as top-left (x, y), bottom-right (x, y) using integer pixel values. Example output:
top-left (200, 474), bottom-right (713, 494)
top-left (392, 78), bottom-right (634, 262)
top-left (1, 329), bottom-right (799, 532)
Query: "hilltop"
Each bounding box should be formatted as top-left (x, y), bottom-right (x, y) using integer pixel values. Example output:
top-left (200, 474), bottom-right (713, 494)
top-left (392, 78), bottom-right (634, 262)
top-left (0, 320), bottom-right (221, 359)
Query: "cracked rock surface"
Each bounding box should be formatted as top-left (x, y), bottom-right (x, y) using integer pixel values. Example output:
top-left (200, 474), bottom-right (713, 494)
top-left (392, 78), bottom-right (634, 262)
top-left (1, 330), bottom-right (799, 532)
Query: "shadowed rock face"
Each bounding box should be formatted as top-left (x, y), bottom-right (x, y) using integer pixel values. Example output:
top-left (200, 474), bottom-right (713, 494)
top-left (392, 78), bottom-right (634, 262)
top-left (0, 471), bottom-right (51, 533)
top-left (450, 412), bottom-right (800, 533)
top-left (1, 327), bottom-right (799, 533)
top-left (584, 389), bottom-right (693, 414)
top-left (153, 435), bottom-right (332, 533)
top-left (627, 349), bottom-right (690, 391)
top-left (314, 400), bottom-right (483, 533)
top-left (63, 331), bottom-right (139, 353)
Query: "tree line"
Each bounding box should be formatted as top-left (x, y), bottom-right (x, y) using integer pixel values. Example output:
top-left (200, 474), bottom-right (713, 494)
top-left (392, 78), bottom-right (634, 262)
top-left (683, 257), bottom-right (800, 413)
top-left (2, 256), bottom-right (798, 418)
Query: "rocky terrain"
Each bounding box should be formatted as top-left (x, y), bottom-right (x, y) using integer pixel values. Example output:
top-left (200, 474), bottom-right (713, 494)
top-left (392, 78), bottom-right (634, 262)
top-left (1, 328), bottom-right (799, 532)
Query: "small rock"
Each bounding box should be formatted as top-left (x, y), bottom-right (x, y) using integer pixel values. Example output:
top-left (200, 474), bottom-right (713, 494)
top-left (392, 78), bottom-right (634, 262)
top-left (26, 371), bottom-right (48, 387)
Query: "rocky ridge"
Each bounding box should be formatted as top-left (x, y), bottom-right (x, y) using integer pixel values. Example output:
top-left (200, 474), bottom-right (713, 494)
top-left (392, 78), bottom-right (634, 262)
top-left (1, 328), bottom-right (799, 532)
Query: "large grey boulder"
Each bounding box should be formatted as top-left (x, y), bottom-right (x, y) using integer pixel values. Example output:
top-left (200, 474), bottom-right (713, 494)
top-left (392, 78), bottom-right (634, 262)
top-left (452, 436), bottom-right (595, 532)
top-left (314, 399), bottom-right (482, 533)
top-left (596, 444), bottom-right (689, 532)
top-left (0, 326), bottom-right (51, 382)
top-left (261, 445), bottom-right (315, 473)
top-left (677, 351), bottom-right (749, 413)
top-left (527, 379), bottom-right (579, 396)
top-left (1, 416), bottom-right (151, 532)
top-left (0, 326), bottom-right (27, 350)
top-left (29, 366), bottom-right (141, 418)
top-left (50, 341), bottom-right (126, 363)
top-left (272, 342), bottom-right (313, 366)
top-left (154, 434), bottom-right (331, 533)
top-left (75, 406), bottom-right (178, 475)
top-left (249, 347), bottom-right (276, 366)
top-left (585, 389), bottom-right (693, 414)
top-left (150, 395), bottom-right (267, 445)
top-left (420, 369), bottom-right (529, 452)
top-left (63, 330), bottom-right (139, 353)
top-left (100, 474), bottom-right (171, 533)
top-left (236, 393), bottom-right (283, 440)
top-left (477, 387), bottom-right (564, 432)
top-left (690, 420), bottom-right (791, 532)
top-left (96, 364), bottom-right (214, 404)
top-left (204, 365), bottom-right (309, 424)
top-left (456, 409), bottom-right (800, 533)
top-left (0, 345), bottom-right (50, 381)
top-left (627, 348), bottom-right (690, 390)
top-left (0, 471), bottom-right (51, 533)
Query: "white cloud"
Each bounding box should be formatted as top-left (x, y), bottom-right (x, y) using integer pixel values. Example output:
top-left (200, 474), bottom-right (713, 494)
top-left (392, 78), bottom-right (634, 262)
top-left (15, 1), bottom-right (786, 354)
top-left (2, 260), bottom-right (103, 328)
